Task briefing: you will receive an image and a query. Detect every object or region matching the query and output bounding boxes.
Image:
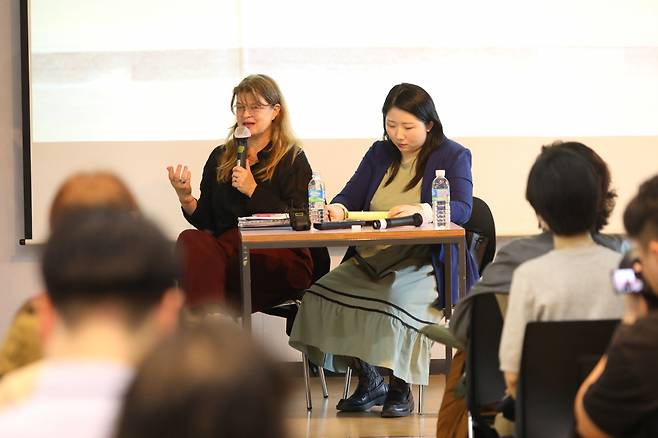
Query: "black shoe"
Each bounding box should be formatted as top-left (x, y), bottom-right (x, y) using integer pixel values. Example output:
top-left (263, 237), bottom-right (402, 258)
top-left (336, 379), bottom-right (389, 412)
top-left (381, 387), bottom-right (414, 418)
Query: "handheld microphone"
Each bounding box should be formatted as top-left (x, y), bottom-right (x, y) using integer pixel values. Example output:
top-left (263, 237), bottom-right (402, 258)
top-left (234, 126), bottom-right (251, 168)
top-left (372, 213), bottom-right (423, 230)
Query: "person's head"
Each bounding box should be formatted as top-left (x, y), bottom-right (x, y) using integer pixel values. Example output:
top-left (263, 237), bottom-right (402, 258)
top-left (624, 175), bottom-right (658, 296)
top-left (545, 141), bottom-right (616, 232)
top-left (219, 74), bottom-right (297, 183)
top-left (49, 171), bottom-right (139, 230)
top-left (41, 208), bottom-right (182, 336)
top-left (381, 83), bottom-right (445, 191)
top-left (526, 145), bottom-right (602, 237)
top-left (114, 321), bottom-right (289, 438)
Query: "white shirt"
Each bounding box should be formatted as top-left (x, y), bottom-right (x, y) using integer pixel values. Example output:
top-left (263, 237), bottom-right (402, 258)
top-left (0, 360), bottom-right (133, 438)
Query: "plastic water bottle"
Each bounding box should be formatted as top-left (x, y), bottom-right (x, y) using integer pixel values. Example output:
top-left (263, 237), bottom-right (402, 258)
top-left (308, 171), bottom-right (326, 225)
top-left (432, 170), bottom-right (450, 229)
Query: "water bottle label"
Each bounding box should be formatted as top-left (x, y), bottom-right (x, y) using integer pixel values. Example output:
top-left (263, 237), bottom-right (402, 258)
top-left (308, 188), bottom-right (325, 203)
top-left (432, 188), bottom-right (449, 202)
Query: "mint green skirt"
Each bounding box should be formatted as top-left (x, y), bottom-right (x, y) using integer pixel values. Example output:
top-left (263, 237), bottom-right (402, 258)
top-left (289, 248), bottom-right (442, 385)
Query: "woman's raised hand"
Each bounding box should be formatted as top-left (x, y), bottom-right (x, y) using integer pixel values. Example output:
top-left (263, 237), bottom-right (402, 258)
top-left (166, 164), bottom-right (193, 202)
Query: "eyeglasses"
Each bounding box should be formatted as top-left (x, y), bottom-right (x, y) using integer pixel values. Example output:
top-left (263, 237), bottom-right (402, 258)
top-left (231, 103), bottom-right (273, 115)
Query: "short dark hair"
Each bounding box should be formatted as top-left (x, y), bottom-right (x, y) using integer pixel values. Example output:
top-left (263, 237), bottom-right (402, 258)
top-left (624, 174), bottom-right (658, 245)
top-left (548, 141), bottom-right (616, 232)
top-left (526, 146), bottom-right (602, 236)
top-left (114, 321), bottom-right (289, 438)
top-left (41, 208), bottom-right (178, 326)
top-left (381, 83), bottom-right (445, 191)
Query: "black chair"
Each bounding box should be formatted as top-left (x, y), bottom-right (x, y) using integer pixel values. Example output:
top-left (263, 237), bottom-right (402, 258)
top-left (463, 196), bottom-right (496, 275)
top-left (261, 246), bottom-right (331, 410)
top-left (466, 293), bottom-right (507, 437)
top-left (516, 319), bottom-right (620, 438)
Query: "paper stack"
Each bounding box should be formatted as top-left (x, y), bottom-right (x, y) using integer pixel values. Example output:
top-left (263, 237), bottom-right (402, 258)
top-left (237, 213), bottom-right (290, 229)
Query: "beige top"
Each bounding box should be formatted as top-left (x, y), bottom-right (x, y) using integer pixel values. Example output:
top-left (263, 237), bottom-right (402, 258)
top-left (357, 158), bottom-right (430, 266)
top-left (369, 158), bottom-right (422, 212)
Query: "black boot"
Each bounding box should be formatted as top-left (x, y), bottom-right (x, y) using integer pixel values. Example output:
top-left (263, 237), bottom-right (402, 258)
top-left (336, 358), bottom-right (388, 412)
top-left (381, 375), bottom-right (414, 417)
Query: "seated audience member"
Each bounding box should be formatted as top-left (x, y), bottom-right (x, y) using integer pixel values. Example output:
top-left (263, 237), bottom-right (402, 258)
top-left (0, 209), bottom-right (183, 437)
top-left (435, 141), bottom-right (624, 437)
top-left (498, 144), bottom-right (624, 400)
top-left (451, 141), bottom-right (624, 347)
top-left (0, 172), bottom-right (140, 407)
top-left (114, 321), bottom-right (288, 438)
top-left (575, 174), bottom-right (658, 438)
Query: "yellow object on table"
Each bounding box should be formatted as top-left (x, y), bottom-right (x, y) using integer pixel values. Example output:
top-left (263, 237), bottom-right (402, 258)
top-left (345, 211), bottom-right (389, 221)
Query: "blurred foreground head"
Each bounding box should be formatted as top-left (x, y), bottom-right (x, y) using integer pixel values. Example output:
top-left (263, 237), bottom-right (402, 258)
top-left (114, 321), bottom-right (289, 438)
top-left (624, 174), bottom-right (658, 295)
top-left (42, 208), bottom-right (180, 329)
top-left (49, 171), bottom-right (139, 229)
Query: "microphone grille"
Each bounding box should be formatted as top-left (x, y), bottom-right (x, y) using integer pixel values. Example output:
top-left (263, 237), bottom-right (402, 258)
top-left (235, 126), bottom-right (251, 139)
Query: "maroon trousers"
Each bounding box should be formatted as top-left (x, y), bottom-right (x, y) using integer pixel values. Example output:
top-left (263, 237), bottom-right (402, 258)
top-left (177, 228), bottom-right (313, 313)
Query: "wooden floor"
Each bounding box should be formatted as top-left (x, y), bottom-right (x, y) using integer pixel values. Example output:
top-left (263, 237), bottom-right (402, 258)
top-left (285, 375), bottom-right (446, 438)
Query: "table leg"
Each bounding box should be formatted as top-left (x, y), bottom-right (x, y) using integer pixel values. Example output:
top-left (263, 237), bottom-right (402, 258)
top-left (444, 243), bottom-right (453, 368)
top-left (445, 244), bottom-right (453, 319)
top-left (239, 242), bottom-right (252, 333)
top-left (458, 236), bottom-right (466, 300)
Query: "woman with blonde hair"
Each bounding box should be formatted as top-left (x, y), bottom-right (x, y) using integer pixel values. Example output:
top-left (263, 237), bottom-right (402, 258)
top-left (167, 74), bottom-right (314, 314)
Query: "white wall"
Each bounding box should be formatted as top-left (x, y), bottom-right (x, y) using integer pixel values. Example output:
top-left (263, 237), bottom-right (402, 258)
top-left (26, 136), bottom-right (658, 244)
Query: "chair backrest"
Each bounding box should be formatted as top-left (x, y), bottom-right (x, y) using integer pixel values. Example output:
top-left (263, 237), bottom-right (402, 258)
top-left (463, 197), bottom-right (496, 274)
top-left (516, 319), bottom-right (620, 438)
top-left (466, 293), bottom-right (506, 421)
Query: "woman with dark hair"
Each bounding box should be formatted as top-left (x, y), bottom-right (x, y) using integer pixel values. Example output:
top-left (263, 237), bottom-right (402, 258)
top-left (167, 74), bottom-right (314, 315)
top-left (290, 83), bottom-right (479, 417)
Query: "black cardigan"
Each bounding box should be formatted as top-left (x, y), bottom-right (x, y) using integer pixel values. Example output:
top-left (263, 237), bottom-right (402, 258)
top-left (184, 144), bottom-right (312, 236)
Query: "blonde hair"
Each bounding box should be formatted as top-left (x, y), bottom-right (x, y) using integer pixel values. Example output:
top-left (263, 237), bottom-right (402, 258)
top-left (217, 74), bottom-right (299, 182)
top-left (49, 171), bottom-right (139, 229)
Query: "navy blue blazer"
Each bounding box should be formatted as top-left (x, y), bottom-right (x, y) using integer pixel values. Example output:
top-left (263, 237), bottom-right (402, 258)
top-left (332, 138), bottom-right (479, 308)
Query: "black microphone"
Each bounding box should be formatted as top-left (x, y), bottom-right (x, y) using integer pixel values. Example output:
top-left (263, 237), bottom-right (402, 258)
top-left (234, 126), bottom-right (251, 168)
top-left (372, 213), bottom-right (423, 230)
